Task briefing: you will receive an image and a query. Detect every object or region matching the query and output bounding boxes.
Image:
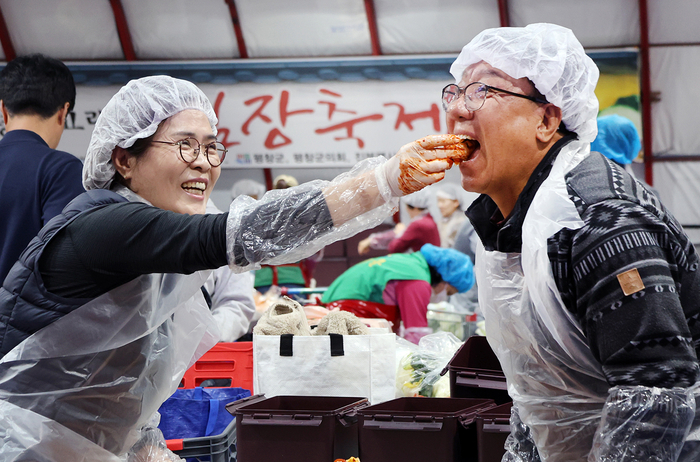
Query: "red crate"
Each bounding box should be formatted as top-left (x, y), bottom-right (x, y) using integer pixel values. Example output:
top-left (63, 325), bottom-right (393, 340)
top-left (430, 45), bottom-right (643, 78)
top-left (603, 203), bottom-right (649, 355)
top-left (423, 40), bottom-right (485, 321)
top-left (180, 342), bottom-right (254, 392)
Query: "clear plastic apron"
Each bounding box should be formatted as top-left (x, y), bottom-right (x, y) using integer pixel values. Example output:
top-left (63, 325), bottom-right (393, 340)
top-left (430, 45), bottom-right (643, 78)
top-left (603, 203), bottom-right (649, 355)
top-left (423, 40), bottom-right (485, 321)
top-left (477, 140), bottom-right (611, 462)
top-left (0, 269), bottom-right (218, 461)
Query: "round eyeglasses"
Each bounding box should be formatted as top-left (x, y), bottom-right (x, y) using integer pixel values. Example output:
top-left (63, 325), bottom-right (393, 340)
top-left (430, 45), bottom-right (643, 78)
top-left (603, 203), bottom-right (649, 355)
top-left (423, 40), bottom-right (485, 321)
top-left (151, 137), bottom-right (228, 167)
top-left (441, 82), bottom-right (548, 112)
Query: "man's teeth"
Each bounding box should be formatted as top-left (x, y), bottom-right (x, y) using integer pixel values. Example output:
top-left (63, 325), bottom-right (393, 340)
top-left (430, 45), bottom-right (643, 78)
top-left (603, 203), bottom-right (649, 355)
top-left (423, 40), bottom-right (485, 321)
top-left (182, 181), bottom-right (206, 195)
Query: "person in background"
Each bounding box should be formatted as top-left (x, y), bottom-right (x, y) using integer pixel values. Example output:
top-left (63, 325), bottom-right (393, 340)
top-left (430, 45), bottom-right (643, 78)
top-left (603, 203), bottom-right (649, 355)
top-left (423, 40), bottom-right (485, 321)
top-left (447, 23), bottom-right (699, 461)
top-left (591, 113), bottom-right (659, 197)
top-left (357, 188), bottom-right (440, 255)
top-left (435, 183), bottom-right (466, 248)
top-left (0, 53), bottom-right (84, 282)
top-left (203, 199), bottom-right (256, 342)
top-left (322, 244), bottom-right (474, 343)
top-left (448, 216), bottom-right (481, 317)
top-left (231, 178), bottom-right (266, 200)
top-left (0, 75), bottom-right (462, 460)
top-left (254, 173), bottom-right (323, 293)
top-left (272, 174), bottom-right (298, 190)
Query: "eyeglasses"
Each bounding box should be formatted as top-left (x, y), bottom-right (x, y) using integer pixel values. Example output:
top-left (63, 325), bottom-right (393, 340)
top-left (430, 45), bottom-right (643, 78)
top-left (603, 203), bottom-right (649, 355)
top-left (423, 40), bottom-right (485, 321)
top-left (151, 137), bottom-right (227, 167)
top-left (441, 82), bottom-right (548, 112)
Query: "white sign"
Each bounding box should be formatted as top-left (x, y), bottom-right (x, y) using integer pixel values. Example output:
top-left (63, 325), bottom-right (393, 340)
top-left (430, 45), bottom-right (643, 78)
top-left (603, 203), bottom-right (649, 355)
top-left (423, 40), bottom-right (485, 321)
top-left (52, 79), bottom-right (450, 169)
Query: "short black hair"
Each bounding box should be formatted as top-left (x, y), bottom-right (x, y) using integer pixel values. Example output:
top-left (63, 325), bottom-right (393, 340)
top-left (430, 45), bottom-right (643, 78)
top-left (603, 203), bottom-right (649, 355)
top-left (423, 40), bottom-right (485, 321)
top-left (428, 264), bottom-right (444, 287)
top-left (0, 53), bottom-right (76, 118)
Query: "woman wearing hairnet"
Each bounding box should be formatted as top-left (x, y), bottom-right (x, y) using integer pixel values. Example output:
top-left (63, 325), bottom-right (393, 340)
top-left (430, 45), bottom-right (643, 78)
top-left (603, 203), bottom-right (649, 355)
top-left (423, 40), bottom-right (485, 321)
top-left (447, 23), bottom-right (699, 462)
top-left (322, 243), bottom-right (474, 343)
top-left (0, 75), bottom-right (463, 461)
top-left (357, 188), bottom-right (440, 255)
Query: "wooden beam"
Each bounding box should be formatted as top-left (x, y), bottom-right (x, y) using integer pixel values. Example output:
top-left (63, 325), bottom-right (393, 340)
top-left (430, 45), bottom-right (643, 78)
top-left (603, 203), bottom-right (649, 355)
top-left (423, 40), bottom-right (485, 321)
top-left (364, 0), bottom-right (382, 55)
top-left (497, 0), bottom-right (510, 27)
top-left (109, 0), bottom-right (137, 61)
top-left (225, 0), bottom-right (249, 58)
top-left (0, 4), bottom-right (16, 61)
top-left (264, 168), bottom-right (273, 191)
top-left (638, 0), bottom-right (653, 184)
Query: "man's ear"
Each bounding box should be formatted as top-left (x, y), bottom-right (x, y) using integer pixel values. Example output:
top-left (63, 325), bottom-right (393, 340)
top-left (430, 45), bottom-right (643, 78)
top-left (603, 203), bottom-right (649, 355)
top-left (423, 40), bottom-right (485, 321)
top-left (1, 101), bottom-right (9, 126)
top-left (112, 147), bottom-right (135, 181)
top-left (56, 102), bottom-right (70, 128)
top-left (536, 104), bottom-right (563, 143)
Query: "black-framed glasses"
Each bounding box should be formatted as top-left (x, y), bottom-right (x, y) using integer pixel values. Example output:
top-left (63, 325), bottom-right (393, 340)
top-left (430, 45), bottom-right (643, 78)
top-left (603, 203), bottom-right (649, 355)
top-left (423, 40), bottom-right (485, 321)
top-left (151, 137), bottom-right (227, 167)
top-left (441, 82), bottom-right (548, 112)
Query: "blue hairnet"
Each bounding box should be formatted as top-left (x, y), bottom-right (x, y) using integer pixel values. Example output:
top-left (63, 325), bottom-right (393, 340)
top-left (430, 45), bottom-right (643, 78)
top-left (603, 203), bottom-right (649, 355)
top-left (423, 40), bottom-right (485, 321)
top-left (419, 244), bottom-right (474, 293)
top-left (591, 114), bottom-right (641, 165)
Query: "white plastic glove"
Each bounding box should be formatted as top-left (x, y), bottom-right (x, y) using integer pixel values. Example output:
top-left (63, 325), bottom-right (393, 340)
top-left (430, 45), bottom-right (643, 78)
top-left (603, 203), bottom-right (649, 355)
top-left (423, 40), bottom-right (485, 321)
top-left (378, 134), bottom-right (468, 197)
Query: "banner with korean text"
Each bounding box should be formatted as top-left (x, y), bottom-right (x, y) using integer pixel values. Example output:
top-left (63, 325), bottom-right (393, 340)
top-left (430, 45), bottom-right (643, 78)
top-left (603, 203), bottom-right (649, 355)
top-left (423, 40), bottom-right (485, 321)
top-left (53, 79), bottom-right (449, 169)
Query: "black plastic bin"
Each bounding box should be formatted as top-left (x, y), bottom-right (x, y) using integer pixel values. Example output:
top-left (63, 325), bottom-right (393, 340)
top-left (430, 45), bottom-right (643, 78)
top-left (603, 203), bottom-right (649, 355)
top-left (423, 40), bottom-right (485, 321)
top-left (445, 336), bottom-right (511, 405)
top-left (476, 402), bottom-right (512, 462)
top-left (225, 395), bottom-right (368, 462)
top-left (357, 397), bottom-right (496, 462)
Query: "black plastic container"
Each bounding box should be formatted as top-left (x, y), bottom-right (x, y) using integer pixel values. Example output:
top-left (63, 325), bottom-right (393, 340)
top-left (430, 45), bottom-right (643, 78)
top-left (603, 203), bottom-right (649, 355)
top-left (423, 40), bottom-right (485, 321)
top-left (445, 336), bottom-right (511, 405)
top-left (225, 395), bottom-right (368, 462)
top-left (357, 397), bottom-right (496, 462)
top-left (476, 402), bottom-right (512, 462)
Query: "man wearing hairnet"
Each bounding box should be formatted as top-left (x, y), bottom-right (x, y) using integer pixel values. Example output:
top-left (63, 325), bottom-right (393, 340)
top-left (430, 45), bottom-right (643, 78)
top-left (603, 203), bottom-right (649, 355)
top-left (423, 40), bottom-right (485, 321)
top-left (445, 23), bottom-right (700, 462)
top-left (0, 75), bottom-right (463, 461)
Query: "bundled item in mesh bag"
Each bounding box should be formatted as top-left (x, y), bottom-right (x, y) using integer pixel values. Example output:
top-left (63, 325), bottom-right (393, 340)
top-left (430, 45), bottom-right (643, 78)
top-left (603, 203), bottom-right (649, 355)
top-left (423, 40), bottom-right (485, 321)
top-left (395, 331), bottom-right (462, 398)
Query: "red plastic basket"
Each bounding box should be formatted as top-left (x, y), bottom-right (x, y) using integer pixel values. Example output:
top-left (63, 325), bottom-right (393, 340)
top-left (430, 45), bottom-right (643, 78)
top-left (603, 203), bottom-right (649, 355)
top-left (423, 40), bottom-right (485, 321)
top-left (180, 342), bottom-right (254, 392)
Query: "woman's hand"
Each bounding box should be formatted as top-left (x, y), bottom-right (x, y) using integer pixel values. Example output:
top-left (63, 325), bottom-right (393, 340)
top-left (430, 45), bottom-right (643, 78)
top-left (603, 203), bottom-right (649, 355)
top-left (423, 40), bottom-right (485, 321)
top-left (379, 134), bottom-right (466, 196)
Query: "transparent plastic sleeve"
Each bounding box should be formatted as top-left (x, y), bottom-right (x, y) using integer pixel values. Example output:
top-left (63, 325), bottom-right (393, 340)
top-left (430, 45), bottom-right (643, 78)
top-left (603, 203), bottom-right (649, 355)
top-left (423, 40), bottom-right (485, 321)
top-left (226, 156), bottom-right (398, 272)
top-left (589, 385), bottom-right (698, 462)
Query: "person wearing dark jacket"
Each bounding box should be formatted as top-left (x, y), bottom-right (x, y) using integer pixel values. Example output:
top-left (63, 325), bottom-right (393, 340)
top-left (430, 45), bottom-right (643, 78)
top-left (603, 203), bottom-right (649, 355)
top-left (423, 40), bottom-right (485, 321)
top-left (446, 23), bottom-right (700, 462)
top-left (0, 53), bottom-right (84, 282)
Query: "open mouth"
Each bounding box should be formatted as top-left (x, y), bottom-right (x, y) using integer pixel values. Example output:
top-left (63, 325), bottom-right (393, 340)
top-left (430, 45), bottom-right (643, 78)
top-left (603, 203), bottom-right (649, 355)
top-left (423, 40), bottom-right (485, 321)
top-left (181, 181), bottom-right (206, 196)
top-left (445, 135), bottom-right (480, 167)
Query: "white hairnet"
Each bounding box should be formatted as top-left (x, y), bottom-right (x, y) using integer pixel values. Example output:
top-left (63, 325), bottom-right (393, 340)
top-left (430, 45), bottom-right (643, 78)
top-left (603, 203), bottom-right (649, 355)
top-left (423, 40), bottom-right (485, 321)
top-left (435, 183), bottom-right (462, 206)
top-left (450, 23), bottom-right (600, 142)
top-left (403, 188), bottom-right (433, 209)
top-left (231, 179), bottom-right (267, 199)
top-left (83, 75), bottom-right (218, 190)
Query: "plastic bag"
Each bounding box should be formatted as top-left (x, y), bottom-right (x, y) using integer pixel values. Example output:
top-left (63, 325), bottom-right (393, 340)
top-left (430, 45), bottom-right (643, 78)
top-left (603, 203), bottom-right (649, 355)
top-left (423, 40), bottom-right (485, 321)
top-left (395, 331), bottom-right (463, 398)
top-left (157, 387), bottom-right (250, 440)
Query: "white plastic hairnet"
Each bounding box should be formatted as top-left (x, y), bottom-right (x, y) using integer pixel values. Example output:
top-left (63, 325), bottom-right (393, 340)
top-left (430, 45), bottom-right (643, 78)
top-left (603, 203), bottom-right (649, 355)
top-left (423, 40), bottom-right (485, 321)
top-left (450, 23), bottom-right (600, 142)
top-left (231, 179), bottom-right (267, 200)
top-left (403, 188), bottom-right (433, 209)
top-left (435, 183), bottom-right (462, 207)
top-left (83, 75), bottom-right (218, 190)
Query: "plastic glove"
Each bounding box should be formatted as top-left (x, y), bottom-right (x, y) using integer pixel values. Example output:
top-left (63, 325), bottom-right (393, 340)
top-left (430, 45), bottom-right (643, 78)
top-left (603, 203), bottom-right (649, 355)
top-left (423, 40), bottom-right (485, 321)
top-left (379, 134), bottom-right (467, 196)
top-left (127, 425), bottom-right (183, 462)
top-left (589, 385), bottom-right (696, 462)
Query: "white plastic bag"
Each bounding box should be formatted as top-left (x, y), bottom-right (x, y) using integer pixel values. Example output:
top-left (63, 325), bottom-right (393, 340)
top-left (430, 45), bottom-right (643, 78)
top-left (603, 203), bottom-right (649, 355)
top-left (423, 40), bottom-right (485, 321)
top-left (253, 332), bottom-right (396, 404)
